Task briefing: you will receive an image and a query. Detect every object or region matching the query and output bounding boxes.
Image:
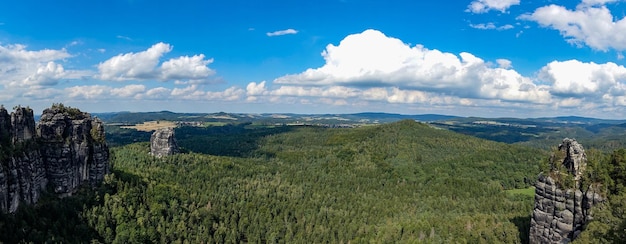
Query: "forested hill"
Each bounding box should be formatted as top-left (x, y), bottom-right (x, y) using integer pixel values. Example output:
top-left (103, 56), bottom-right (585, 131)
top-left (1, 120), bottom-right (547, 243)
top-left (256, 120), bottom-right (544, 189)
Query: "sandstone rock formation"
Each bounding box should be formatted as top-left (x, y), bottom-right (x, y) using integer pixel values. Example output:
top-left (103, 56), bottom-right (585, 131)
top-left (150, 127), bottom-right (179, 157)
top-left (0, 105), bottom-right (109, 213)
top-left (529, 138), bottom-right (603, 243)
top-left (37, 105), bottom-right (110, 196)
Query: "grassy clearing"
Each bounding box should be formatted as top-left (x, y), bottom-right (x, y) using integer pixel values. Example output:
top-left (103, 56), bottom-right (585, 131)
top-left (120, 121), bottom-right (176, 132)
top-left (505, 187), bottom-right (535, 197)
top-left (203, 122), bottom-right (227, 127)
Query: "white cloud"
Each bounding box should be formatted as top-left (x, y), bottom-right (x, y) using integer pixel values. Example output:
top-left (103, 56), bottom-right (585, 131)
top-left (581, 0), bottom-right (620, 6)
top-left (266, 29), bottom-right (298, 37)
top-left (97, 42), bottom-right (215, 82)
top-left (0, 44), bottom-right (70, 63)
top-left (496, 59), bottom-right (513, 69)
top-left (56, 84), bottom-right (245, 103)
top-left (65, 85), bottom-right (109, 100)
top-left (558, 97), bottom-right (583, 108)
top-left (274, 29), bottom-right (550, 103)
top-left (386, 88), bottom-right (430, 104)
top-left (22, 87), bottom-right (61, 100)
top-left (144, 87), bottom-right (171, 99)
top-left (538, 60), bottom-right (626, 97)
top-left (116, 35), bottom-right (133, 41)
top-left (160, 54), bottom-right (215, 80)
top-left (207, 87), bottom-right (245, 101)
top-left (246, 84), bottom-right (485, 108)
top-left (0, 44), bottom-right (88, 90)
top-left (270, 85), bottom-right (360, 98)
top-left (171, 85), bottom-right (201, 97)
top-left (520, 1), bottom-right (626, 51)
top-left (167, 85), bottom-right (244, 101)
top-left (23, 62), bottom-right (66, 86)
top-left (97, 42), bottom-right (171, 81)
top-left (246, 81), bottom-right (269, 96)
top-left (111, 84), bottom-right (146, 98)
top-left (467, 0), bottom-right (520, 13)
top-left (470, 23), bottom-right (514, 30)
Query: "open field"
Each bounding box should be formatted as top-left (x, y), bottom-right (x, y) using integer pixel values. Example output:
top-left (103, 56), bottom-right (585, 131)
top-left (120, 121), bottom-right (176, 132)
top-left (506, 187), bottom-right (536, 197)
top-left (203, 121), bottom-right (228, 127)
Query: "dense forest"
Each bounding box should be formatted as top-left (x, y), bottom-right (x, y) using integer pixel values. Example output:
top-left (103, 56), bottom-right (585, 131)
top-left (1, 120), bottom-right (625, 243)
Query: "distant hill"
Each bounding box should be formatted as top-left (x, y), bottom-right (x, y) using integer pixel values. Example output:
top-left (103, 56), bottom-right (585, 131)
top-left (534, 116), bottom-right (626, 125)
top-left (346, 112), bottom-right (459, 122)
top-left (96, 111), bottom-right (625, 125)
top-left (98, 111), bottom-right (626, 151)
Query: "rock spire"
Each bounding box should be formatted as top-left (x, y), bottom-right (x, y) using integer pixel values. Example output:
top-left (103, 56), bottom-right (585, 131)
top-left (0, 105), bottom-right (109, 213)
top-left (529, 138), bottom-right (603, 243)
top-left (150, 127), bottom-right (179, 157)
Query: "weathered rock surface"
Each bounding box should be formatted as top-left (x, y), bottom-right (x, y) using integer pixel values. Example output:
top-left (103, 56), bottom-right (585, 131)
top-left (150, 127), bottom-right (179, 157)
top-left (0, 105), bottom-right (109, 213)
top-left (37, 106), bottom-right (109, 196)
top-left (529, 138), bottom-right (603, 243)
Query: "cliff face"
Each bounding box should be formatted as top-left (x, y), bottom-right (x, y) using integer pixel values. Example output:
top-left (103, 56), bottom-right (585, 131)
top-left (150, 127), bottom-right (179, 157)
top-left (529, 138), bottom-right (603, 243)
top-left (37, 106), bottom-right (109, 196)
top-left (0, 105), bottom-right (109, 213)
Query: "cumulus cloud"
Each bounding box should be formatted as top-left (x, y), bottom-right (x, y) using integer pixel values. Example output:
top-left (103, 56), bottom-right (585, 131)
top-left (581, 0), bottom-right (620, 6)
top-left (496, 59), bottom-right (513, 69)
top-left (0, 44), bottom-right (70, 62)
top-left (97, 43), bottom-right (171, 81)
top-left (470, 23), bottom-right (514, 30)
top-left (23, 62), bottom-right (66, 86)
top-left (245, 83), bottom-right (483, 107)
top-left (270, 85), bottom-right (360, 98)
top-left (97, 42), bottom-right (216, 82)
top-left (538, 60), bottom-right (626, 98)
top-left (161, 55), bottom-right (215, 80)
top-left (274, 29), bottom-right (550, 103)
top-left (110, 84), bottom-right (147, 98)
top-left (520, 1), bottom-right (626, 51)
top-left (242, 29), bottom-right (626, 115)
top-left (467, 0), bottom-right (520, 13)
top-left (207, 87), bottom-right (245, 101)
top-left (143, 85), bottom-right (243, 101)
top-left (59, 84), bottom-right (245, 103)
top-left (65, 85), bottom-right (109, 100)
top-left (22, 87), bottom-right (61, 100)
top-left (266, 29), bottom-right (298, 37)
top-left (246, 81), bottom-right (269, 96)
top-left (144, 87), bottom-right (171, 99)
top-left (0, 43), bottom-right (89, 90)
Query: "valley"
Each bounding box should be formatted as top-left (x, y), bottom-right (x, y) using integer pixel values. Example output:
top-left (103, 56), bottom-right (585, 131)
top-left (1, 110), bottom-right (625, 243)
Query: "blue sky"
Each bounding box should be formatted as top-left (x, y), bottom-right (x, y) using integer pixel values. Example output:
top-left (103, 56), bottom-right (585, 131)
top-left (1, 0), bottom-right (626, 118)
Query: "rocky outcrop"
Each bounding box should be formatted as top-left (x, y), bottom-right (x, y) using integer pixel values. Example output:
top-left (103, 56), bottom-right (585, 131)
top-left (37, 106), bottom-right (109, 196)
top-left (0, 107), bottom-right (47, 213)
top-left (0, 105), bottom-right (109, 213)
top-left (529, 138), bottom-right (603, 243)
top-left (150, 127), bottom-right (179, 157)
top-left (558, 138), bottom-right (586, 181)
